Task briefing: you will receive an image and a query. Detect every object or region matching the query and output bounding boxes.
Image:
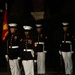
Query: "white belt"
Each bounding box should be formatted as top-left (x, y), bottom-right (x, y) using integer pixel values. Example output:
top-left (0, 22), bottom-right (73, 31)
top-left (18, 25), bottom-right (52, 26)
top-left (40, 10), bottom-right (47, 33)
top-left (23, 49), bottom-right (34, 57)
top-left (23, 49), bottom-right (33, 52)
top-left (62, 41), bottom-right (71, 44)
top-left (9, 46), bottom-right (19, 48)
top-left (36, 42), bottom-right (44, 44)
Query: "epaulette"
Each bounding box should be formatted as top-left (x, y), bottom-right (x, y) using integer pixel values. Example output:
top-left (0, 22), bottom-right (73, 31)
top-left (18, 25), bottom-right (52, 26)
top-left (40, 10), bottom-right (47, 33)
top-left (20, 39), bottom-right (23, 42)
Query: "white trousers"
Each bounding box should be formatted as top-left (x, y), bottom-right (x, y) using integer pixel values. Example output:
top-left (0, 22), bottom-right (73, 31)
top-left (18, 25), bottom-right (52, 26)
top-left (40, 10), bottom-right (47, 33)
top-left (9, 59), bottom-right (21, 75)
top-left (61, 52), bottom-right (73, 74)
top-left (22, 60), bottom-right (34, 75)
top-left (37, 52), bottom-right (45, 74)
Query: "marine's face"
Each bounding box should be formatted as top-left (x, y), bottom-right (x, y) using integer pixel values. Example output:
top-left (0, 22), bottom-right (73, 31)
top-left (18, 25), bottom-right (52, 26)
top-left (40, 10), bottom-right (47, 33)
top-left (10, 28), bottom-right (16, 33)
top-left (63, 26), bottom-right (68, 32)
top-left (24, 31), bottom-right (29, 36)
top-left (37, 28), bottom-right (42, 33)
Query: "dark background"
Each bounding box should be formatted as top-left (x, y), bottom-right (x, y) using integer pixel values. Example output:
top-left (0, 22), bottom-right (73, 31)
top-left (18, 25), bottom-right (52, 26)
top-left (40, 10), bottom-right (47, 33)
top-left (0, 0), bottom-right (75, 72)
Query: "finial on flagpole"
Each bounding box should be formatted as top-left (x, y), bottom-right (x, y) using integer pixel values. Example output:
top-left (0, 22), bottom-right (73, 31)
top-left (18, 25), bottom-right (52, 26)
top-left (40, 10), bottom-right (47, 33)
top-left (5, 3), bottom-right (7, 10)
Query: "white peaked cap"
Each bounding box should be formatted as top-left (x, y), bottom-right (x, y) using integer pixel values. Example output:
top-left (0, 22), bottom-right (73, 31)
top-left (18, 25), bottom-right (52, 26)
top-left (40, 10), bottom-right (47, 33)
top-left (23, 26), bottom-right (32, 30)
top-left (36, 24), bottom-right (42, 27)
top-left (9, 23), bottom-right (17, 27)
top-left (62, 22), bottom-right (69, 26)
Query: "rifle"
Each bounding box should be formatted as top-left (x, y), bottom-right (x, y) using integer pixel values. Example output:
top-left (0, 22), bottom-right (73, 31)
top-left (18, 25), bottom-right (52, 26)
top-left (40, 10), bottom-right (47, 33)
top-left (6, 40), bottom-right (9, 71)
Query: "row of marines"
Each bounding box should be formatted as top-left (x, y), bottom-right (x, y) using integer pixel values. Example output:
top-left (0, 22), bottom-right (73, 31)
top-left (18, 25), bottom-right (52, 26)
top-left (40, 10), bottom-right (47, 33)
top-left (4, 22), bottom-right (75, 75)
top-left (5, 23), bottom-right (47, 75)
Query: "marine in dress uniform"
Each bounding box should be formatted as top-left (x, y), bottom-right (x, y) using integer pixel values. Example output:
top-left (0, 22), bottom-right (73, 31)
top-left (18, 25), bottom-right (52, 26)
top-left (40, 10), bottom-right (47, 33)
top-left (59, 22), bottom-right (73, 75)
top-left (34, 24), bottom-right (47, 74)
top-left (20, 25), bottom-right (35, 75)
top-left (5, 23), bottom-right (21, 75)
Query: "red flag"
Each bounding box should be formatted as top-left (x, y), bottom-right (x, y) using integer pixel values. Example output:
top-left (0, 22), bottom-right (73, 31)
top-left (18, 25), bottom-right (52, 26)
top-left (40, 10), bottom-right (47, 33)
top-left (2, 4), bottom-right (8, 41)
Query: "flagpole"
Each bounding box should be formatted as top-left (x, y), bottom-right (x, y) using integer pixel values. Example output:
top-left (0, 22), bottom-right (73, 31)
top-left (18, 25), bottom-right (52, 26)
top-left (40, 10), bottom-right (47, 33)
top-left (6, 40), bottom-right (9, 72)
top-left (4, 3), bottom-right (9, 72)
top-left (6, 3), bottom-right (9, 72)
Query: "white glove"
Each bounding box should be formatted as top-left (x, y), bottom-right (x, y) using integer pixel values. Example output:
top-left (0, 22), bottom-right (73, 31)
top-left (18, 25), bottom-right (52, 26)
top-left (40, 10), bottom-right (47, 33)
top-left (44, 50), bottom-right (47, 53)
top-left (34, 60), bottom-right (37, 63)
top-left (59, 50), bottom-right (62, 55)
top-left (17, 57), bottom-right (21, 60)
top-left (71, 51), bottom-right (74, 54)
top-left (31, 50), bottom-right (34, 57)
top-left (5, 55), bottom-right (9, 61)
